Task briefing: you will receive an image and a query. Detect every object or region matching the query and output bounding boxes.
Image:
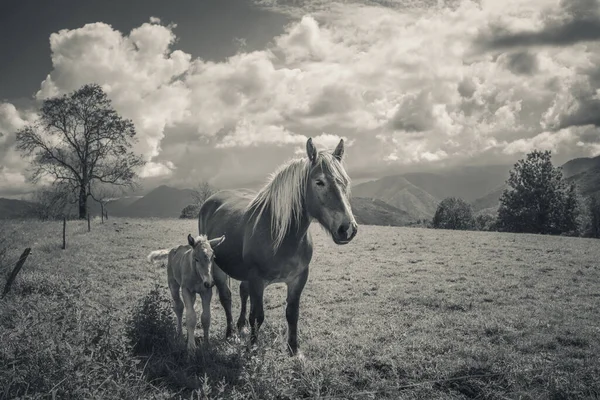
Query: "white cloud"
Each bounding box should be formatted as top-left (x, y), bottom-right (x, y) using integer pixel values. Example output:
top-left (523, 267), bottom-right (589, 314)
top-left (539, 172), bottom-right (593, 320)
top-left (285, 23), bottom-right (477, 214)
top-left (140, 161), bottom-right (176, 178)
top-left (3, 0), bottom-right (600, 194)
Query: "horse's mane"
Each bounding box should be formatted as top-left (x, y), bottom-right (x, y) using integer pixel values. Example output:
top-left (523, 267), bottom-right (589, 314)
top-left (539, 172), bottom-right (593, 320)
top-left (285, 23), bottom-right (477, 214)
top-left (247, 151), bottom-right (351, 251)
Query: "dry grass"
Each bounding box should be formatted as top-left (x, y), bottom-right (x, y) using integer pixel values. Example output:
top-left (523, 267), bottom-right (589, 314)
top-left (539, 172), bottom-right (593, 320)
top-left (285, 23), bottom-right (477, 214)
top-left (1, 218), bottom-right (599, 399)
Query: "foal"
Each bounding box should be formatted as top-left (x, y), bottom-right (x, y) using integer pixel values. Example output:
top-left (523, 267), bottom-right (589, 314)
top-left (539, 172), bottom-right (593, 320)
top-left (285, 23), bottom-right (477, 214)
top-left (148, 234), bottom-right (226, 355)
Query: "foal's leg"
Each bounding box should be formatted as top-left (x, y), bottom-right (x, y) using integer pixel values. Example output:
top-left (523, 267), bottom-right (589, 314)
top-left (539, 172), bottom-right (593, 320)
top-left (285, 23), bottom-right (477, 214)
top-left (199, 287), bottom-right (213, 345)
top-left (248, 278), bottom-right (266, 346)
top-left (181, 287), bottom-right (197, 355)
top-left (213, 265), bottom-right (234, 338)
top-left (168, 277), bottom-right (184, 336)
top-left (237, 280), bottom-right (249, 332)
top-left (285, 268), bottom-right (309, 356)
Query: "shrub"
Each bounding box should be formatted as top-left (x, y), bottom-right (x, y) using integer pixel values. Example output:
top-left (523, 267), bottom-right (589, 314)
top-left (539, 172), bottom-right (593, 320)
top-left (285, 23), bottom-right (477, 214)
top-left (125, 284), bottom-right (178, 355)
top-left (180, 203), bottom-right (201, 219)
top-left (433, 197), bottom-right (474, 230)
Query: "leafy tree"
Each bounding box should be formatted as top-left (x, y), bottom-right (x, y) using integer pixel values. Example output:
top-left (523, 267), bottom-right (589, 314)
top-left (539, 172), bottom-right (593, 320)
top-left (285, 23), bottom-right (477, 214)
top-left (432, 197), bottom-right (474, 230)
top-left (16, 84), bottom-right (145, 219)
top-left (584, 195), bottom-right (600, 238)
top-left (497, 150), bottom-right (578, 234)
top-left (180, 204), bottom-right (200, 219)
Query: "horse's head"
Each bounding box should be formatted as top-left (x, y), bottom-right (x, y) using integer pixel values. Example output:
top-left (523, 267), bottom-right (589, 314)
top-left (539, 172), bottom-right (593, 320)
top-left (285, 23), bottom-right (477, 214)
top-left (305, 138), bottom-right (358, 245)
top-left (187, 234), bottom-right (226, 288)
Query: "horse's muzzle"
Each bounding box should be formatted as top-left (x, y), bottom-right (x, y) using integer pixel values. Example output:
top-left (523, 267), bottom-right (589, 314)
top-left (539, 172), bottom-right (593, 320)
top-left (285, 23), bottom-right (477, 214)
top-left (204, 281), bottom-right (215, 289)
top-left (333, 221), bottom-right (358, 244)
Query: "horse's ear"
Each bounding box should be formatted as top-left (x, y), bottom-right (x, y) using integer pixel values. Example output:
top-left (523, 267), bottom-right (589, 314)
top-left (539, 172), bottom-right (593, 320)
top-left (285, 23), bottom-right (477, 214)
top-left (306, 138), bottom-right (317, 164)
top-left (187, 234), bottom-right (195, 247)
top-left (333, 138), bottom-right (344, 161)
top-left (209, 235), bottom-right (226, 249)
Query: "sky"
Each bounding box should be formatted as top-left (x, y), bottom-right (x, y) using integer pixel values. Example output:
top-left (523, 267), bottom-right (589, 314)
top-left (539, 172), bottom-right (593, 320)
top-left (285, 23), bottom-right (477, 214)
top-left (1, 0), bottom-right (600, 198)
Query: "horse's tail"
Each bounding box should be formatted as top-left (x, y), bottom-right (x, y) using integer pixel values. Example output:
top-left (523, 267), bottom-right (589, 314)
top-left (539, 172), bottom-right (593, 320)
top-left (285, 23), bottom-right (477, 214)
top-left (147, 249), bottom-right (171, 264)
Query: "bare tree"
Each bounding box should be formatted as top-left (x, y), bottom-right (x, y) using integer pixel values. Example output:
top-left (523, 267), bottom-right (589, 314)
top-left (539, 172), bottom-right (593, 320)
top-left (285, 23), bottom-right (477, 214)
top-left (31, 183), bottom-right (77, 220)
top-left (89, 184), bottom-right (121, 223)
top-left (192, 181), bottom-right (215, 207)
top-left (180, 181), bottom-right (215, 219)
top-left (15, 84), bottom-right (145, 219)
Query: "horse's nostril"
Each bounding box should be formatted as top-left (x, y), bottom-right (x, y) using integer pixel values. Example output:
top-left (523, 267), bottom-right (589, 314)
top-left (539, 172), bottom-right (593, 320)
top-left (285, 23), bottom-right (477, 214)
top-left (338, 222), bottom-right (350, 236)
top-left (204, 281), bottom-right (212, 288)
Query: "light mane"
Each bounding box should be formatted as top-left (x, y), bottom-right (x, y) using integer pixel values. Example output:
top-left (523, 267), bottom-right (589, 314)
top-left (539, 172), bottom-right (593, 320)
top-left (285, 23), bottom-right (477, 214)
top-left (247, 151), bottom-right (351, 251)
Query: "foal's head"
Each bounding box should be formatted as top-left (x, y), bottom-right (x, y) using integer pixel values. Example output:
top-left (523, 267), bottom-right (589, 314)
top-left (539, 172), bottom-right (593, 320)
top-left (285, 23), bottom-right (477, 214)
top-left (187, 234), bottom-right (226, 288)
top-left (305, 138), bottom-right (358, 245)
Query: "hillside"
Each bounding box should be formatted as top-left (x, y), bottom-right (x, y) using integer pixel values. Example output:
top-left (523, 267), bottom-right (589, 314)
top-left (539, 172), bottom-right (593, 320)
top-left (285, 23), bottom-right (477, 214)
top-left (471, 184), bottom-right (506, 212)
top-left (352, 175), bottom-right (439, 220)
top-left (402, 165), bottom-right (509, 202)
top-left (0, 198), bottom-right (36, 219)
top-left (1, 219), bottom-right (598, 399)
top-left (566, 166), bottom-right (600, 198)
top-left (561, 155), bottom-right (600, 178)
top-left (350, 197), bottom-right (413, 226)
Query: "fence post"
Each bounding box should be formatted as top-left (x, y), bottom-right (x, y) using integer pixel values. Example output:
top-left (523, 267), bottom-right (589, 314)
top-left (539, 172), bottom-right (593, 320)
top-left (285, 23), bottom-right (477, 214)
top-left (2, 248), bottom-right (32, 299)
top-left (62, 217), bottom-right (66, 250)
top-left (87, 212), bottom-right (91, 232)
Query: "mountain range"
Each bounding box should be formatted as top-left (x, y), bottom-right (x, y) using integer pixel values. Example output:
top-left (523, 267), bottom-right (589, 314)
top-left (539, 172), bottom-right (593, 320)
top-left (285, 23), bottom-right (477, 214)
top-left (2, 156), bottom-right (599, 225)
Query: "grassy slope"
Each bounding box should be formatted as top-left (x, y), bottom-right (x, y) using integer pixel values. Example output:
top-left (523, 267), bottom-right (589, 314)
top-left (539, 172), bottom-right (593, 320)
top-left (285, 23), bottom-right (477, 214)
top-left (1, 219), bottom-right (599, 399)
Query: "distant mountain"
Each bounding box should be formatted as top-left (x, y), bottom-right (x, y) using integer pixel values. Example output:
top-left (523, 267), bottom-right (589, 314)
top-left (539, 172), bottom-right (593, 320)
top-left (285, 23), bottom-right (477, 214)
top-left (566, 166), bottom-right (600, 198)
top-left (402, 165), bottom-right (510, 202)
top-left (471, 184), bottom-right (507, 213)
top-left (92, 195), bottom-right (144, 217)
top-left (350, 197), bottom-right (413, 226)
top-left (352, 175), bottom-right (439, 220)
top-left (120, 185), bottom-right (195, 218)
top-left (0, 198), bottom-right (36, 219)
top-left (562, 155), bottom-right (600, 178)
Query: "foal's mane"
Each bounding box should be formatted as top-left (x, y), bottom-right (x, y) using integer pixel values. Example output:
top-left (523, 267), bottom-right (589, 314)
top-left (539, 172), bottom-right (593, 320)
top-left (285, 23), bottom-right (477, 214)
top-left (247, 151), bottom-right (351, 251)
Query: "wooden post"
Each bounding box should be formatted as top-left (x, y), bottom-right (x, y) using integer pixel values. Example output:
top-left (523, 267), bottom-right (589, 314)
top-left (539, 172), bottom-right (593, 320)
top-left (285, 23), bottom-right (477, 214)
top-left (62, 217), bottom-right (66, 250)
top-left (87, 212), bottom-right (91, 232)
top-left (100, 204), bottom-right (104, 224)
top-left (2, 248), bottom-right (32, 299)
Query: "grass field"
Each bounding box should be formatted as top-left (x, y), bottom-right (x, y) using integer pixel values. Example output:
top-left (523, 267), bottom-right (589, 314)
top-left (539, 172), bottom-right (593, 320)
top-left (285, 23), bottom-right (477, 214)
top-left (1, 218), bottom-right (599, 399)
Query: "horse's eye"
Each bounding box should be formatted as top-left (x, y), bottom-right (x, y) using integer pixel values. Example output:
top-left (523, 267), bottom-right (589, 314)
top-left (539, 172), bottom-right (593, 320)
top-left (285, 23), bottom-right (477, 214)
top-left (316, 180), bottom-right (325, 187)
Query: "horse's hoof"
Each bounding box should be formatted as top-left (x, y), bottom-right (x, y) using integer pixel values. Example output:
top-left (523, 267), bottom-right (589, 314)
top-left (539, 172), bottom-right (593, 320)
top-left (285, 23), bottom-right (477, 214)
top-left (294, 351), bottom-right (306, 362)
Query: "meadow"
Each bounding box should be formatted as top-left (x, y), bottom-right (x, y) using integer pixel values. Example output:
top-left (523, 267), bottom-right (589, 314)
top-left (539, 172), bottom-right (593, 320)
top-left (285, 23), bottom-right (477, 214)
top-left (1, 218), bottom-right (599, 399)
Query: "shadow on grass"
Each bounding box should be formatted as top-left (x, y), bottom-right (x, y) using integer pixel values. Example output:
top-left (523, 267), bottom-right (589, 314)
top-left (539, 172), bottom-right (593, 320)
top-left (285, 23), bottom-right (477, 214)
top-left (126, 285), bottom-right (245, 394)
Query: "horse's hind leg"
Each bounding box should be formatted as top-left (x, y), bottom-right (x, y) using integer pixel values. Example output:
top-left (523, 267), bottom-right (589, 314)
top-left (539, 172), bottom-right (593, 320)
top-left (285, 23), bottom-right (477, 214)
top-left (213, 265), bottom-right (234, 338)
top-left (168, 277), bottom-right (184, 336)
top-left (237, 280), bottom-right (249, 332)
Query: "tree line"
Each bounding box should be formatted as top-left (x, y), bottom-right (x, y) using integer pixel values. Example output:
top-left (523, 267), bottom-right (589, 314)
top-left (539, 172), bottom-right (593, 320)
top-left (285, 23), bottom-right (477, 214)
top-left (431, 150), bottom-right (600, 238)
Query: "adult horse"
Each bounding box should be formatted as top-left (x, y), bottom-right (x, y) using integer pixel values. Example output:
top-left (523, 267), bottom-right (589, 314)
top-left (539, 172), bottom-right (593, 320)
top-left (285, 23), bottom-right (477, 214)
top-left (198, 137), bottom-right (358, 356)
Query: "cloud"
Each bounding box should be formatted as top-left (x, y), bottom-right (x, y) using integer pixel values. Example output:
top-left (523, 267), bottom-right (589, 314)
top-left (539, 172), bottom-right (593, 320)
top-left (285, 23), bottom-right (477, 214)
top-left (35, 21), bottom-right (192, 178)
top-left (499, 51), bottom-right (539, 75)
top-left (0, 103), bottom-right (39, 196)
top-left (475, 0), bottom-right (600, 51)
top-left (4, 0), bottom-right (600, 195)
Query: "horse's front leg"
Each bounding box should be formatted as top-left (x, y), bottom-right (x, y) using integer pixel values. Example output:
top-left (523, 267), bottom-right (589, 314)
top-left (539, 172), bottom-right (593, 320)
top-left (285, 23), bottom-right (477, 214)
top-left (200, 287), bottom-right (213, 345)
top-left (286, 268), bottom-right (309, 356)
top-left (237, 280), bottom-right (249, 332)
top-left (181, 288), bottom-right (197, 356)
top-left (248, 278), bottom-right (265, 346)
